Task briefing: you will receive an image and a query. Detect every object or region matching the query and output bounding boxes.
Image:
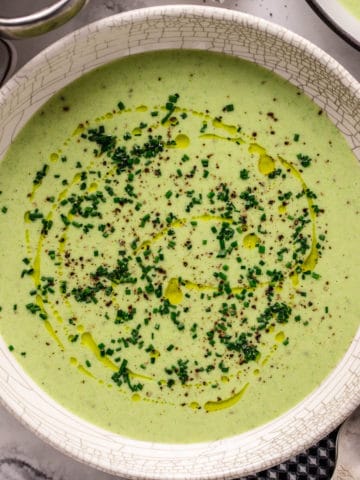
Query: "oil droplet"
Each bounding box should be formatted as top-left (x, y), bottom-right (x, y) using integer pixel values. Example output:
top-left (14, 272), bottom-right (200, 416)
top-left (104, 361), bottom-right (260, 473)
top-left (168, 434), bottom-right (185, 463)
top-left (70, 357), bottom-right (78, 366)
top-left (302, 237), bottom-right (318, 271)
top-left (204, 383), bottom-right (249, 412)
top-left (174, 133), bottom-right (190, 148)
top-left (32, 240), bottom-right (43, 285)
top-left (81, 332), bottom-right (118, 372)
top-left (78, 364), bottom-right (95, 378)
top-left (212, 118), bottom-right (238, 136)
top-left (58, 189), bottom-right (68, 201)
top-left (132, 127), bottom-right (142, 136)
top-left (258, 154), bottom-right (275, 175)
top-left (243, 233), bottom-right (260, 249)
top-left (221, 375), bottom-right (230, 383)
top-left (129, 369), bottom-right (153, 381)
top-left (253, 369), bottom-right (260, 376)
top-left (189, 401), bottom-right (200, 409)
top-left (105, 112), bottom-right (113, 119)
top-left (136, 105), bottom-right (148, 112)
top-left (278, 204), bottom-right (287, 215)
top-left (132, 393), bottom-right (141, 402)
top-left (88, 182), bottom-right (98, 192)
top-left (72, 125), bottom-right (84, 136)
top-left (290, 272), bottom-right (299, 286)
top-left (164, 278), bottom-right (183, 305)
top-left (77, 324), bottom-right (84, 333)
top-left (192, 214), bottom-right (233, 223)
top-left (248, 143), bottom-right (266, 156)
top-left (73, 173), bottom-right (82, 184)
top-left (50, 152), bottom-right (59, 162)
top-left (275, 331), bottom-right (286, 343)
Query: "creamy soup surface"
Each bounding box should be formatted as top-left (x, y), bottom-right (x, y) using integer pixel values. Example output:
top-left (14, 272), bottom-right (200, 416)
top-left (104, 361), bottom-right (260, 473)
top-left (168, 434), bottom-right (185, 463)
top-left (0, 50), bottom-right (359, 443)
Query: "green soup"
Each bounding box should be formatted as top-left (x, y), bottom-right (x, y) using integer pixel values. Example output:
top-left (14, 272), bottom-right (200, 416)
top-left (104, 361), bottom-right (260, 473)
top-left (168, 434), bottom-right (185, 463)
top-left (0, 50), bottom-right (358, 443)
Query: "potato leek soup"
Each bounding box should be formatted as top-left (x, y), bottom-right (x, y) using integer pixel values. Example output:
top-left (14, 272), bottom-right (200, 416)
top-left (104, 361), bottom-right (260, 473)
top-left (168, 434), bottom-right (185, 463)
top-left (0, 50), bottom-right (358, 443)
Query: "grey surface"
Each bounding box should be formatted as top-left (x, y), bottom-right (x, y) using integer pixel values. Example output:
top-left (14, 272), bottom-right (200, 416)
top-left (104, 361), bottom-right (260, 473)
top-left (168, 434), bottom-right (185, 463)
top-left (0, 1), bottom-right (359, 479)
top-left (332, 406), bottom-right (360, 480)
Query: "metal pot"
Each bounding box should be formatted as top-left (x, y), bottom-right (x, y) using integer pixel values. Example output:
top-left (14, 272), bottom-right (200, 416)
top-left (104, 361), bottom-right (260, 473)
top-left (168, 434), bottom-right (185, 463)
top-left (0, 0), bottom-right (88, 85)
top-left (0, 0), bottom-right (87, 39)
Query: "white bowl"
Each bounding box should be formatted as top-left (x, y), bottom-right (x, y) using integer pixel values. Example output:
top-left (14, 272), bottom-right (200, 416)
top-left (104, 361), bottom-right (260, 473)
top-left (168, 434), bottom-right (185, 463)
top-left (0, 5), bottom-right (359, 479)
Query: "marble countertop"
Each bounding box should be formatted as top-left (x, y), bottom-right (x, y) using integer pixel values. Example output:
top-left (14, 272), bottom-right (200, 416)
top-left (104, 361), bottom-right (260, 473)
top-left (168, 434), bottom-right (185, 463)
top-left (0, 1), bottom-right (359, 479)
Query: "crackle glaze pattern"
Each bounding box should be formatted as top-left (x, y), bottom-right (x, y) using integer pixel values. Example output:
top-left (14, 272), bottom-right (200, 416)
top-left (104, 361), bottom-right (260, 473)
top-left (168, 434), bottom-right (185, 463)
top-left (0, 6), bottom-right (359, 480)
